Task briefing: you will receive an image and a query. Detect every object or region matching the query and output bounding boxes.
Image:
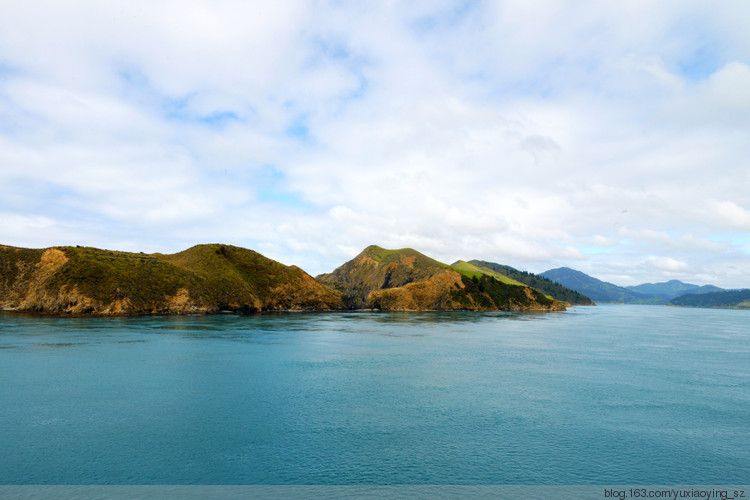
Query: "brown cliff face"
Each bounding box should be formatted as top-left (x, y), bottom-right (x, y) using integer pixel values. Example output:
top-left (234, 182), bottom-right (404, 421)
top-left (317, 245), bottom-right (565, 312)
top-left (368, 269), bottom-right (465, 310)
top-left (316, 245), bottom-right (449, 309)
top-left (0, 244), bottom-right (344, 316)
top-left (369, 269), bottom-right (566, 312)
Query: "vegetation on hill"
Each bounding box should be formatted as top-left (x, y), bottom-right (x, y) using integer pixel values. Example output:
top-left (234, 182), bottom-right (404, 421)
top-left (318, 246), bottom-right (565, 312)
top-left (626, 280), bottom-right (724, 299)
top-left (467, 260), bottom-right (595, 305)
top-left (670, 289), bottom-right (750, 309)
top-left (316, 245), bottom-right (450, 309)
top-left (450, 260), bottom-right (525, 286)
top-left (0, 243), bottom-right (343, 315)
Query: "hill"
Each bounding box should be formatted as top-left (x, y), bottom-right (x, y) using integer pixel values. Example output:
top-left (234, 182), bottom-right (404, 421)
top-left (465, 260), bottom-right (595, 305)
top-left (316, 245), bottom-right (450, 309)
top-left (0, 243), bottom-right (344, 315)
top-left (670, 289), bottom-right (750, 309)
top-left (317, 245), bottom-right (565, 312)
top-left (540, 267), bottom-right (648, 303)
top-left (626, 280), bottom-right (724, 299)
top-left (450, 260), bottom-right (526, 286)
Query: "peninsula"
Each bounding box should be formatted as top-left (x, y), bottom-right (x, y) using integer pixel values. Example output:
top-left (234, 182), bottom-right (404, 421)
top-left (0, 243), bottom-right (582, 316)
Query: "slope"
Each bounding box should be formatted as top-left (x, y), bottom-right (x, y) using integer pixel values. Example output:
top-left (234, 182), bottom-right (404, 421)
top-left (317, 245), bottom-right (565, 311)
top-left (466, 260), bottom-right (595, 305)
top-left (0, 243), bottom-right (344, 315)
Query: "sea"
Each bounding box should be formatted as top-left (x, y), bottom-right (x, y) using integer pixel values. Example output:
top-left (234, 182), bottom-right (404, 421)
top-left (0, 305), bottom-right (748, 486)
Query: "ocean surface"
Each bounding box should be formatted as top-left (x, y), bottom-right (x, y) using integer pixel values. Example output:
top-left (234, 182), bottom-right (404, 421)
top-left (0, 305), bottom-right (748, 485)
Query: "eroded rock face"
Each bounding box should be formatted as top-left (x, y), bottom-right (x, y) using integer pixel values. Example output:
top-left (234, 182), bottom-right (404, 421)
top-left (368, 269), bottom-right (465, 310)
top-left (368, 269), bottom-right (566, 312)
top-left (316, 246), bottom-right (448, 309)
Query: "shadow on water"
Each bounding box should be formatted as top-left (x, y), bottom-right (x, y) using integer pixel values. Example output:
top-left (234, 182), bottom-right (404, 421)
top-left (0, 308), bottom-right (570, 348)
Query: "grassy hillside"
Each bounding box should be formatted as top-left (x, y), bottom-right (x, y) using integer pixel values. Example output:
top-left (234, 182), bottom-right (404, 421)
top-left (318, 245), bottom-right (565, 312)
top-left (0, 243), bottom-right (343, 315)
top-left (359, 245), bottom-right (451, 270)
top-left (450, 260), bottom-right (525, 285)
top-left (466, 260), bottom-right (595, 305)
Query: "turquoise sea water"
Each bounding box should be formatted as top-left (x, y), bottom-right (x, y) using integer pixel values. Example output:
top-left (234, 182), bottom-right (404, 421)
top-left (0, 305), bottom-right (748, 485)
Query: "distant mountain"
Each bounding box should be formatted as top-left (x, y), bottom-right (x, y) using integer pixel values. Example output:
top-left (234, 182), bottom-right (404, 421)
top-left (465, 260), bottom-right (594, 305)
top-left (670, 289), bottom-right (750, 309)
top-left (316, 245), bottom-right (565, 312)
top-left (626, 280), bottom-right (723, 299)
top-left (540, 267), bottom-right (648, 304)
top-left (0, 243), bottom-right (344, 315)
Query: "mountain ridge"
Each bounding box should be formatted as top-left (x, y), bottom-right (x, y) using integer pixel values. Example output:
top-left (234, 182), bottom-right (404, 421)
top-left (540, 266), bottom-right (733, 306)
top-left (626, 280), bottom-right (723, 299)
top-left (540, 267), bottom-right (647, 303)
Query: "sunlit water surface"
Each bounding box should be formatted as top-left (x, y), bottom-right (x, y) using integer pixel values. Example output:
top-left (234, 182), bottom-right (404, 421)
top-left (1, 305), bottom-right (748, 484)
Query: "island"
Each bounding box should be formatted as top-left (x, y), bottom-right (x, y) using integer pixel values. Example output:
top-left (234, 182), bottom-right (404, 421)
top-left (0, 243), bottom-right (588, 316)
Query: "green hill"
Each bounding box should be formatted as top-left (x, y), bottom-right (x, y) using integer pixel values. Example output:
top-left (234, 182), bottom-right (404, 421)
top-left (626, 280), bottom-right (724, 299)
top-left (466, 260), bottom-right (595, 305)
top-left (670, 289), bottom-right (750, 309)
top-left (0, 243), bottom-right (343, 315)
top-left (450, 260), bottom-right (526, 286)
top-left (316, 245), bottom-right (449, 309)
top-left (317, 245), bottom-right (565, 312)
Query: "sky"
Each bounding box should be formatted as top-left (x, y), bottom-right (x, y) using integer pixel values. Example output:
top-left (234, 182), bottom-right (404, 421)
top-left (1, 1), bottom-right (749, 288)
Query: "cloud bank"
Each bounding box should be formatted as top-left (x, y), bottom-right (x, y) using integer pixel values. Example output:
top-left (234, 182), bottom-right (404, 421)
top-left (1, 1), bottom-right (749, 288)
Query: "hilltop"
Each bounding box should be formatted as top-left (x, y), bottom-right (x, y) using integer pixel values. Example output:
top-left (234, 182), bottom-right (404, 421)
top-left (316, 245), bottom-right (451, 309)
top-left (0, 244), bottom-right (343, 315)
top-left (317, 245), bottom-right (565, 312)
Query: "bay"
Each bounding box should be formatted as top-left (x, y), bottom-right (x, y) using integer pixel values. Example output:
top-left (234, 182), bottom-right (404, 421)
top-left (0, 305), bottom-right (748, 484)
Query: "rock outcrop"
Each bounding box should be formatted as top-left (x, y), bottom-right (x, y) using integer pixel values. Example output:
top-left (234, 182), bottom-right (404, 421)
top-left (316, 245), bottom-right (449, 309)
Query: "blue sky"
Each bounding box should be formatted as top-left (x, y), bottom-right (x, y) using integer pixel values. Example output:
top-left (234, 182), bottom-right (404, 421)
top-left (1, 1), bottom-right (750, 288)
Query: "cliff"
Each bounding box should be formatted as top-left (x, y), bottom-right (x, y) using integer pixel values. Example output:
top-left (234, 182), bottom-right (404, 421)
top-left (316, 245), bottom-right (450, 309)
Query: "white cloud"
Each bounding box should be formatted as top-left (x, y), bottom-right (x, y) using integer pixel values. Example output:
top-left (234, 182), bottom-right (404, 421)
top-left (1, 1), bottom-right (750, 288)
top-left (645, 256), bottom-right (690, 272)
top-left (712, 200), bottom-right (750, 231)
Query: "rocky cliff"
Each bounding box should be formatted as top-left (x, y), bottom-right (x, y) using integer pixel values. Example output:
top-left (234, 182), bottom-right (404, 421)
top-left (316, 245), bottom-right (449, 309)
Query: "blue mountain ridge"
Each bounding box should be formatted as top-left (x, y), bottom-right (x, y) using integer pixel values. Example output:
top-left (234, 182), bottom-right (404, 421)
top-left (540, 267), bottom-right (725, 304)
